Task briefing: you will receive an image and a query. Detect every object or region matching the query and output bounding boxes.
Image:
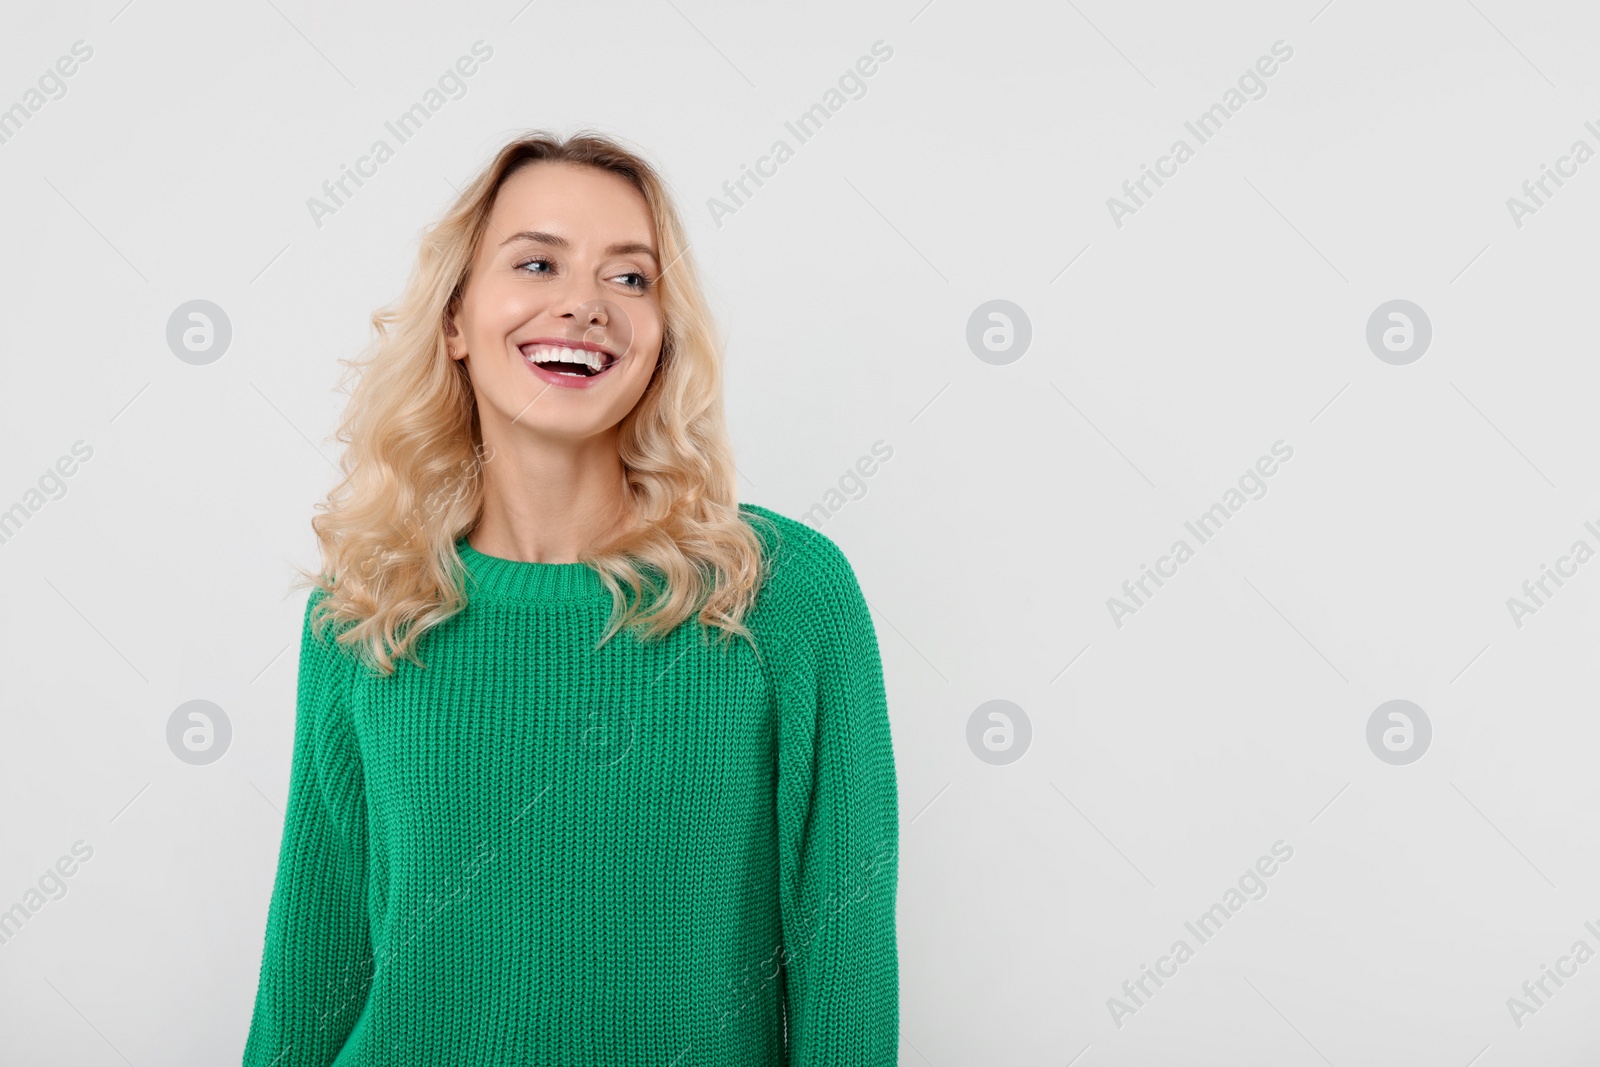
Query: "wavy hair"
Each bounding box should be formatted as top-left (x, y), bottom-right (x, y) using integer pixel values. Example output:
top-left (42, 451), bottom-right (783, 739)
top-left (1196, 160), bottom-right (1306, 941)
top-left (292, 128), bottom-right (774, 676)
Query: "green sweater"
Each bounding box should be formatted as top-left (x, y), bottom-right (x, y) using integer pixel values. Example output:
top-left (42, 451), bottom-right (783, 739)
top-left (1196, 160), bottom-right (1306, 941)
top-left (242, 503), bottom-right (899, 1066)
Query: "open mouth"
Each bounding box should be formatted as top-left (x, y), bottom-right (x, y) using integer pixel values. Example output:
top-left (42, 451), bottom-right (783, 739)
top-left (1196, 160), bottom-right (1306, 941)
top-left (519, 342), bottom-right (618, 379)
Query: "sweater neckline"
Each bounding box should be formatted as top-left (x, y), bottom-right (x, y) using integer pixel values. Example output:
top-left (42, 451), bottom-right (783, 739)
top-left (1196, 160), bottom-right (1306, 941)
top-left (454, 535), bottom-right (610, 602)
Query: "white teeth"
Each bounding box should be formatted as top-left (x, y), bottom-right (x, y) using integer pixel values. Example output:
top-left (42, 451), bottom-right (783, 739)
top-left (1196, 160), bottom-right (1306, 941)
top-left (521, 343), bottom-right (609, 373)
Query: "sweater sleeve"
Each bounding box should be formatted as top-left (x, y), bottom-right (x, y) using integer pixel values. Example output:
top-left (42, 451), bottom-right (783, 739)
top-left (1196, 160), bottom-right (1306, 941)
top-left (243, 588), bottom-right (373, 1067)
top-left (772, 534), bottom-right (900, 1065)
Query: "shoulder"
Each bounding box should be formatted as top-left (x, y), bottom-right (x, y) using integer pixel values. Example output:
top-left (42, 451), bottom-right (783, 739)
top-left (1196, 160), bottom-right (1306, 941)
top-left (300, 583), bottom-right (365, 683)
top-left (303, 583), bottom-right (342, 643)
top-left (738, 502), bottom-right (858, 583)
top-left (737, 502), bottom-right (870, 629)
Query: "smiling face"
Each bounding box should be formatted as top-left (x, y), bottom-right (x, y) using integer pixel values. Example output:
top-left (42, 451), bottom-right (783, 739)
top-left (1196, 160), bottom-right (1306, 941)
top-left (446, 161), bottom-right (665, 444)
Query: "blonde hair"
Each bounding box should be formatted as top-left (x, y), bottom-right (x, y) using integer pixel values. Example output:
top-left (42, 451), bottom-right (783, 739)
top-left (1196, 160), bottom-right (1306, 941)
top-left (293, 128), bottom-right (774, 676)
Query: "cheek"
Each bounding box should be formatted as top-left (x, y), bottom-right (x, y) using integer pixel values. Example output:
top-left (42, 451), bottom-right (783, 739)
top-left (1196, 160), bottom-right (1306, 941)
top-left (477, 279), bottom-right (542, 324)
top-left (640, 305), bottom-right (665, 351)
top-left (623, 353), bottom-right (661, 401)
top-left (626, 350), bottom-right (660, 385)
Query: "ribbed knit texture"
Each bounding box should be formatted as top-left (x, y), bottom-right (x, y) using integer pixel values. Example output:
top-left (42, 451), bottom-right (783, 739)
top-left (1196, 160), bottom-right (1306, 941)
top-left (242, 503), bottom-right (899, 1066)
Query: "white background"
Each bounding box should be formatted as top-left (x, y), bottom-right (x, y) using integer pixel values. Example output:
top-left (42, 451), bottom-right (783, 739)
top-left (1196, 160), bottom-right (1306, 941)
top-left (3, 0), bottom-right (1600, 1063)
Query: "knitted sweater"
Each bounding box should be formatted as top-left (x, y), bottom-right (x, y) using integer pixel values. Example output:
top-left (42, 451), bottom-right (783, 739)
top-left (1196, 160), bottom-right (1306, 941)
top-left (241, 503), bottom-right (899, 1066)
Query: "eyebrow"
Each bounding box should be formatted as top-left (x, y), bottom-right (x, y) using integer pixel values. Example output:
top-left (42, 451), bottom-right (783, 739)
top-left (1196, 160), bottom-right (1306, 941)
top-left (498, 229), bottom-right (659, 264)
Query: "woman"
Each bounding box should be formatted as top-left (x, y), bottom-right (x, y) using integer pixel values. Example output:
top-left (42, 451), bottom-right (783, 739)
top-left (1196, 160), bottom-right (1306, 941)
top-left (241, 130), bottom-right (899, 1066)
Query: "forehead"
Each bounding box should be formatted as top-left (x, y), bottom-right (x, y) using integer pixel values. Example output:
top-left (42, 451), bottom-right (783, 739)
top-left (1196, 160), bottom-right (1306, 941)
top-left (485, 161), bottom-right (655, 245)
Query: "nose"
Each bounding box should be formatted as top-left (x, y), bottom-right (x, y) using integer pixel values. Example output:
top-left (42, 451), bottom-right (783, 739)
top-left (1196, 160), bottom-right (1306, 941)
top-left (562, 299), bottom-right (608, 328)
top-left (552, 268), bottom-right (607, 323)
top-left (547, 265), bottom-right (601, 316)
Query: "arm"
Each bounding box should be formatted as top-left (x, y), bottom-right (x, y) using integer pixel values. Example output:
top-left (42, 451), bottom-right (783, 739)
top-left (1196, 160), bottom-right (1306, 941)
top-left (774, 537), bottom-right (900, 1065)
top-left (243, 588), bottom-right (374, 1067)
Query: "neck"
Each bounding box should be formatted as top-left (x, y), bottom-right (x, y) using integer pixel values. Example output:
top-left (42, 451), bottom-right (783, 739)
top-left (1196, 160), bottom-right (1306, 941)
top-left (468, 430), bottom-right (637, 564)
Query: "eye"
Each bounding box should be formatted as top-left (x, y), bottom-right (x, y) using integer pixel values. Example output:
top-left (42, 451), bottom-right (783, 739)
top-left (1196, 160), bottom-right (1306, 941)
top-left (515, 255), bottom-right (653, 292)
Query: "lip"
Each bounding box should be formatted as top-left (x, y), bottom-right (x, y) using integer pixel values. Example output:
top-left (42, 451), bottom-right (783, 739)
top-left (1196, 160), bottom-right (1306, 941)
top-left (518, 337), bottom-right (620, 390)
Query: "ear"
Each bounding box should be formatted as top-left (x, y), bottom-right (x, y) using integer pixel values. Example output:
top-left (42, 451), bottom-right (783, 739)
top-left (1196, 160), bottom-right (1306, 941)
top-left (444, 309), bottom-right (465, 361)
